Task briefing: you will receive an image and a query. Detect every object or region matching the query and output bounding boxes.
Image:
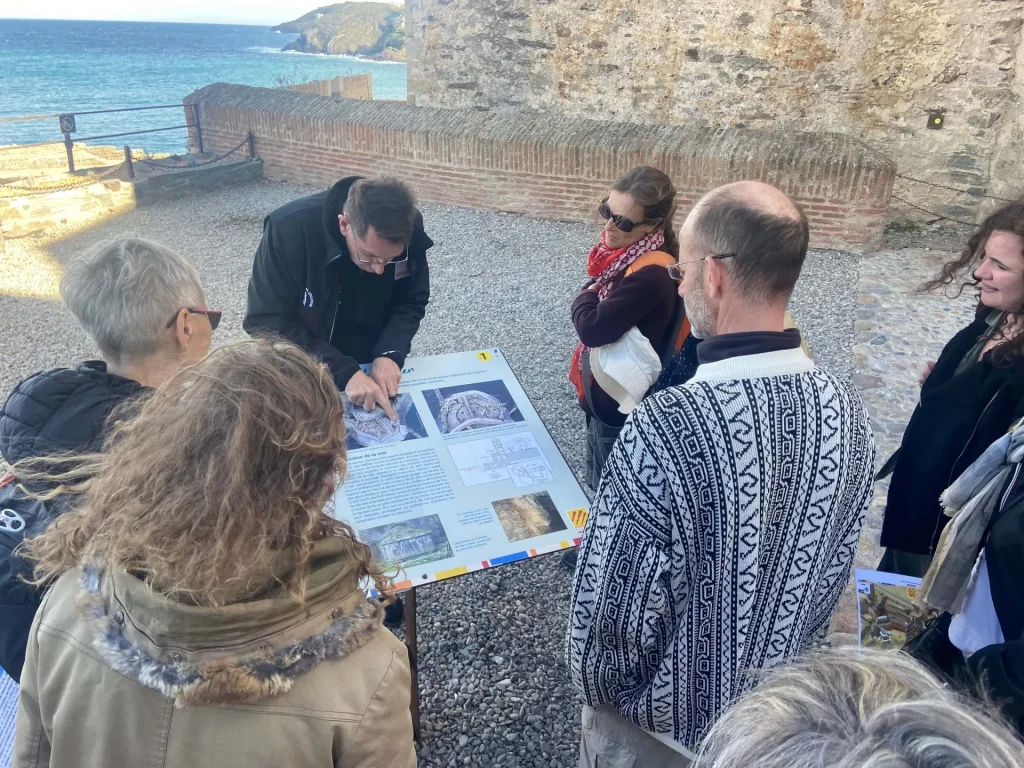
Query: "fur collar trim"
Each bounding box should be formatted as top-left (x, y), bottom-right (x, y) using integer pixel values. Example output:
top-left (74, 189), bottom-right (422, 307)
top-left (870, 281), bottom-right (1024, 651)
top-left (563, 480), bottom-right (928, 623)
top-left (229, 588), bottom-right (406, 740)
top-left (77, 566), bottom-right (383, 708)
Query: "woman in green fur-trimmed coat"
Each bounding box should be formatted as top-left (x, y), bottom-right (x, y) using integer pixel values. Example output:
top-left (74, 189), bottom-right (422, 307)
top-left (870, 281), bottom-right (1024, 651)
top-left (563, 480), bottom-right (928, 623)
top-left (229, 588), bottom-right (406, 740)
top-left (13, 339), bottom-right (414, 768)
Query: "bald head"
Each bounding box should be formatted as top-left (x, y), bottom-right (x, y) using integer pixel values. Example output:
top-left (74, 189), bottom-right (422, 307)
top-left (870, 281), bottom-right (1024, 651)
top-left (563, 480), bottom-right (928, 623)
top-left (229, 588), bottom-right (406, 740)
top-left (701, 180), bottom-right (802, 220)
top-left (686, 181), bottom-right (809, 304)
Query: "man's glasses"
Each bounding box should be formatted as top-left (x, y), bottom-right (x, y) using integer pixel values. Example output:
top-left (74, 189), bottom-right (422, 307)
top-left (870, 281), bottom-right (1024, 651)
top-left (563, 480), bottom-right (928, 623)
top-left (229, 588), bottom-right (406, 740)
top-left (165, 308), bottom-right (222, 330)
top-left (599, 199), bottom-right (654, 233)
top-left (356, 244), bottom-right (409, 267)
top-left (665, 254), bottom-right (735, 282)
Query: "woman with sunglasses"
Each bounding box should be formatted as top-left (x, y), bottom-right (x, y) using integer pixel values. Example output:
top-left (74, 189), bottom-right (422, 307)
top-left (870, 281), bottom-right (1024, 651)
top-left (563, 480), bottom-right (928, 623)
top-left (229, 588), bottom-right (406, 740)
top-left (568, 167), bottom-right (680, 491)
top-left (0, 238), bottom-right (215, 682)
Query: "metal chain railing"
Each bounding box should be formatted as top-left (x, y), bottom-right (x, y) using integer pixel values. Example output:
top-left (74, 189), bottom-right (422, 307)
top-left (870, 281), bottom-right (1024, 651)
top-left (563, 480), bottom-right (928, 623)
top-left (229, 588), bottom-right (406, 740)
top-left (0, 161), bottom-right (127, 198)
top-left (890, 195), bottom-right (975, 228)
top-left (890, 172), bottom-right (1024, 228)
top-left (0, 134), bottom-right (254, 199)
top-left (896, 173), bottom-right (1019, 205)
top-left (133, 136), bottom-right (250, 170)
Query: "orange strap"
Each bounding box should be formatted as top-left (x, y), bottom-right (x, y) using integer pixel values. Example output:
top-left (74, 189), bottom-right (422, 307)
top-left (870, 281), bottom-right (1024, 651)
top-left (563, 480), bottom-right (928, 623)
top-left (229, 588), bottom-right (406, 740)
top-left (625, 250), bottom-right (676, 276)
top-left (624, 251), bottom-right (690, 354)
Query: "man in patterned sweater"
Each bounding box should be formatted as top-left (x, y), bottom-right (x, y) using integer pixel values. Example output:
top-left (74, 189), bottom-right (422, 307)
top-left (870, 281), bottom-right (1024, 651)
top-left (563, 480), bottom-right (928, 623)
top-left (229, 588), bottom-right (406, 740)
top-left (566, 181), bottom-right (876, 766)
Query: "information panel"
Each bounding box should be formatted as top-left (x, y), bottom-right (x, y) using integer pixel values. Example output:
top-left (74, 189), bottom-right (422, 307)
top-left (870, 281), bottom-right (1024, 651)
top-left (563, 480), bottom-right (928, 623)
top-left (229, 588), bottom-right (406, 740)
top-left (855, 568), bottom-right (939, 651)
top-left (330, 349), bottom-right (590, 591)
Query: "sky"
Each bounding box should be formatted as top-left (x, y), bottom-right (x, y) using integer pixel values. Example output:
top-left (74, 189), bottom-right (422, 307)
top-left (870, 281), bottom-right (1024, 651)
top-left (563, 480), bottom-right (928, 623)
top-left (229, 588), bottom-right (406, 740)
top-left (0, 1), bottom-right (323, 25)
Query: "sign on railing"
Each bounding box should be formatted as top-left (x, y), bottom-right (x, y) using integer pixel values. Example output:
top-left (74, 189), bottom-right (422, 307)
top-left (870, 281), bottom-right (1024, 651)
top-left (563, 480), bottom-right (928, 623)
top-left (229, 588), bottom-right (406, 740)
top-left (0, 104), bottom-right (202, 174)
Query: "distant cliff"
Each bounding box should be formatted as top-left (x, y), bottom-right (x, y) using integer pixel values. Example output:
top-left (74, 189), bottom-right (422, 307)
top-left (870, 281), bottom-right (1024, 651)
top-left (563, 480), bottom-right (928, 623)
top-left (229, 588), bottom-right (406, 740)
top-left (274, 3), bottom-right (405, 61)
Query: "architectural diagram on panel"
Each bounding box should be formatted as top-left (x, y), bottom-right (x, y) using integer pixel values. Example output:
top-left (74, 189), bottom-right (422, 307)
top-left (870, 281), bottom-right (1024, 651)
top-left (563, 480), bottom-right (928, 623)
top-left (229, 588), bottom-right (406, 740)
top-left (446, 431), bottom-right (553, 488)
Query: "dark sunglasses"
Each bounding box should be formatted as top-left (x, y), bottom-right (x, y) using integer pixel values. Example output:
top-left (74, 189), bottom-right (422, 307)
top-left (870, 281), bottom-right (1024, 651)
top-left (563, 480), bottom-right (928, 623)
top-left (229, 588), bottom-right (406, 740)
top-left (599, 199), bottom-right (655, 233)
top-left (165, 307), bottom-right (222, 331)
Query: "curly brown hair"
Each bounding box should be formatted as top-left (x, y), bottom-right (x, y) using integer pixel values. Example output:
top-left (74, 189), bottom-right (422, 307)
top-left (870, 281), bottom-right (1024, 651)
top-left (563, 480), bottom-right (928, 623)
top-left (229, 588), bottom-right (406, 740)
top-left (20, 338), bottom-right (393, 607)
top-left (922, 201), bottom-right (1024, 367)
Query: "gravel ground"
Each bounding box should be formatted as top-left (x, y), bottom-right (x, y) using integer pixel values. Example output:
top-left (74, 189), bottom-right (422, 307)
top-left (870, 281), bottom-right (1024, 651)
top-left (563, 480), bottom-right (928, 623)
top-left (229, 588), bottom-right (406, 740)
top-left (0, 179), bottom-right (857, 766)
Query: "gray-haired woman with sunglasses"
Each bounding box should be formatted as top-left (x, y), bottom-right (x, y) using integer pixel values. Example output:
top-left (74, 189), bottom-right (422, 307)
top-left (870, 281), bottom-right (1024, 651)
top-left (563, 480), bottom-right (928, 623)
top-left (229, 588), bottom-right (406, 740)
top-left (0, 238), bottom-right (214, 683)
top-left (567, 167), bottom-right (681, 493)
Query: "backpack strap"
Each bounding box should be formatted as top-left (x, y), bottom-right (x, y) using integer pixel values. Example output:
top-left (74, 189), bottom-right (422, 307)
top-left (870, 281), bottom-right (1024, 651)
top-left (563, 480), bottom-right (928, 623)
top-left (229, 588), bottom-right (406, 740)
top-left (625, 250), bottom-right (676, 277)
top-left (667, 309), bottom-right (691, 359)
top-left (623, 251), bottom-right (689, 360)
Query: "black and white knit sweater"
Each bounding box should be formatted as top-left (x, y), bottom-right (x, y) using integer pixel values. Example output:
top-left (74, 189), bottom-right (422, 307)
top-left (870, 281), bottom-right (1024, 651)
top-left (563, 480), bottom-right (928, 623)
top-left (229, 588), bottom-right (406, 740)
top-left (566, 347), bottom-right (876, 752)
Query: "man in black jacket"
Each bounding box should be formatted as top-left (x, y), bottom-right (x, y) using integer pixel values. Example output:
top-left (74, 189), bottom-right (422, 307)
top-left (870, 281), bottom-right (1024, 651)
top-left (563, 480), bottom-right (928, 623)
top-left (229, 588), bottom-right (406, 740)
top-left (245, 176), bottom-right (432, 418)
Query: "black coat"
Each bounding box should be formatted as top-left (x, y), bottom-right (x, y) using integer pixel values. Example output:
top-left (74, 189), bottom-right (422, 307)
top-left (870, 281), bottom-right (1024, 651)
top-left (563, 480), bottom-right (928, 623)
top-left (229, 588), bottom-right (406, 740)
top-left (881, 308), bottom-right (1024, 554)
top-left (243, 177), bottom-right (433, 390)
top-left (0, 361), bottom-right (143, 475)
top-left (0, 362), bottom-right (142, 682)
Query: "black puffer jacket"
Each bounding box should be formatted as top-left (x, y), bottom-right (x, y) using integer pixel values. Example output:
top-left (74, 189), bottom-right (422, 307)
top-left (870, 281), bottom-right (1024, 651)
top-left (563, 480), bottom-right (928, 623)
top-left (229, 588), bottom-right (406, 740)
top-left (0, 361), bottom-right (143, 478)
top-left (0, 361), bottom-right (143, 682)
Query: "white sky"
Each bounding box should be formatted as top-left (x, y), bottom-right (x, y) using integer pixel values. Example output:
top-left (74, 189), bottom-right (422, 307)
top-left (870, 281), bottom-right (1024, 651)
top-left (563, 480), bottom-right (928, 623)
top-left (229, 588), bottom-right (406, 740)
top-left (0, 1), bottom-right (318, 25)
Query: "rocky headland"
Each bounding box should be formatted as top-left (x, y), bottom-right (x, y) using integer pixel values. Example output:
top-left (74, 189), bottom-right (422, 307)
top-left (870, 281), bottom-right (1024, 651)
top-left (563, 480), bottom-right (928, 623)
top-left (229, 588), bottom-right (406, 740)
top-left (274, 2), bottom-right (405, 61)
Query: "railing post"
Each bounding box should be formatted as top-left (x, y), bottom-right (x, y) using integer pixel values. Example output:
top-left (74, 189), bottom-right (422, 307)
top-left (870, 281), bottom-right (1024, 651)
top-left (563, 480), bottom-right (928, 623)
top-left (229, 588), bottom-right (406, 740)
top-left (247, 130), bottom-right (255, 159)
top-left (63, 132), bottom-right (75, 173)
top-left (124, 145), bottom-right (135, 180)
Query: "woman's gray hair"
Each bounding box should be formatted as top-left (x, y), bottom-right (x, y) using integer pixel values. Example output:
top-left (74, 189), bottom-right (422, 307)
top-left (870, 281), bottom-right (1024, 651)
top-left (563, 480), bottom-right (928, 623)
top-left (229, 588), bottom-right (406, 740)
top-left (696, 648), bottom-right (1022, 768)
top-left (60, 238), bottom-right (204, 365)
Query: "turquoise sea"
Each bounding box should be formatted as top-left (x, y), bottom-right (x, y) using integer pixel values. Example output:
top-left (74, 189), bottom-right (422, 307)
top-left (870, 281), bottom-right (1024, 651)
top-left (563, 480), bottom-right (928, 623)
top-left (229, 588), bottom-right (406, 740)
top-left (0, 18), bottom-right (408, 153)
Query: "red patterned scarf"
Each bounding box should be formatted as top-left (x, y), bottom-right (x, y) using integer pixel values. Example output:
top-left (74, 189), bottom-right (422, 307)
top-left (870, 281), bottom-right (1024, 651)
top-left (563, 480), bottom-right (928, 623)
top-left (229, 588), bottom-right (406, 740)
top-left (569, 230), bottom-right (666, 398)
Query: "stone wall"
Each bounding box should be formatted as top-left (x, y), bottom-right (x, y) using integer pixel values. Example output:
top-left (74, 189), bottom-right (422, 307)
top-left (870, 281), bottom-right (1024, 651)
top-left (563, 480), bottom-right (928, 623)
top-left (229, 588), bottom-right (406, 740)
top-left (406, 0), bottom-right (1024, 224)
top-left (184, 82), bottom-right (895, 250)
top-left (987, 25), bottom-right (1024, 217)
top-left (284, 73), bottom-right (374, 100)
top-left (0, 179), bottom-right (134, 239)
top-left (133, 159), bottom-right (263, 207)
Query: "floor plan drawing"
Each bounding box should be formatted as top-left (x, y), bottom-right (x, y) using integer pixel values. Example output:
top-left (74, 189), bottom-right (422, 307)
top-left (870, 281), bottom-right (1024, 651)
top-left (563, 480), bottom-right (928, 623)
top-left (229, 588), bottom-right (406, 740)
top-left (447, 432), bottom-right (553, 488)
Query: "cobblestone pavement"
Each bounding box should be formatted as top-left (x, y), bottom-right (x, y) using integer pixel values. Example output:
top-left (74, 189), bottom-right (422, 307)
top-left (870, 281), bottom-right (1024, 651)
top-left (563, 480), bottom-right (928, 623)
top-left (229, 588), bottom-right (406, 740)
top-left (830, 245), bottom-right (976, 636)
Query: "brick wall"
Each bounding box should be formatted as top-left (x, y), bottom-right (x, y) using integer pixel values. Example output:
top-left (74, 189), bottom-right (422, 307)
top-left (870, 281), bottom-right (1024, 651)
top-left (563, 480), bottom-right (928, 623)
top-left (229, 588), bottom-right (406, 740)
top-left (134, 159), bottom-right (263, 207)
top-left (284, 74), bottom-right (374, 100)
top-left (185, 83), bottom-right (895, 251)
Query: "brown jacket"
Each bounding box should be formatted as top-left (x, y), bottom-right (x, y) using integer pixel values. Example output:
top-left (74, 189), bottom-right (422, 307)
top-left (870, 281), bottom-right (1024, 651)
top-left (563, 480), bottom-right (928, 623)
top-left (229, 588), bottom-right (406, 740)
top-left (14, 538), bottom-right (416, 768)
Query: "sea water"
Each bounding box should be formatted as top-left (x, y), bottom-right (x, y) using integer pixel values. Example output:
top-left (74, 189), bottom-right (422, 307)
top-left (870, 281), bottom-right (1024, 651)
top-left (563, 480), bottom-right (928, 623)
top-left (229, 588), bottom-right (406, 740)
top-left (0, 18), bottom-right (408, 154)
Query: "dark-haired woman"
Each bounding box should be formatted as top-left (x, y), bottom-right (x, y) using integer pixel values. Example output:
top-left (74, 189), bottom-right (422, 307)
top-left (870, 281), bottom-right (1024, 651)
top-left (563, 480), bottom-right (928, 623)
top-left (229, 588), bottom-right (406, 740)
top-left (879, 202), bottom-right (1024, 577)
top-left (568, 166), bottom-right (680, 490)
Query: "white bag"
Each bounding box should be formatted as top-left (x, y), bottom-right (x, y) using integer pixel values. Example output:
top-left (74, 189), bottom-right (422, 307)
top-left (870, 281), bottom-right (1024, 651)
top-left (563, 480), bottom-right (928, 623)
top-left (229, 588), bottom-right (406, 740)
top-left (591, 327), bottom-right (662, 415)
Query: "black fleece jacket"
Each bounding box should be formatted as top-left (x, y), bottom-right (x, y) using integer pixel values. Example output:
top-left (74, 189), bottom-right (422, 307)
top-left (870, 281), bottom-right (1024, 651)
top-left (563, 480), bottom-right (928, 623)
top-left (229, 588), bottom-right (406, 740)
top-left (243, 176), bottom-right (433, 390)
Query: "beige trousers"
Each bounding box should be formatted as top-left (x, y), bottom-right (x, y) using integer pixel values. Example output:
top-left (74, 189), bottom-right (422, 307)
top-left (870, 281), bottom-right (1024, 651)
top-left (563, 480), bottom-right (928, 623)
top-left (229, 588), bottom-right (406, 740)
top-left (578, 704), bottom-right (694, 768)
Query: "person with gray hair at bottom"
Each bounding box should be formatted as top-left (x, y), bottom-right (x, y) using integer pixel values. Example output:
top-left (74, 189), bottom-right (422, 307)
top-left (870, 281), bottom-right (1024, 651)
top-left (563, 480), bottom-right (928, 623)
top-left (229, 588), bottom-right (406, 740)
top-left (0, 237), bottom-right (215, 682)
top-left (566, 181), bottom-right (876, 766)
top-left (695, 647), bottom-right (1024, 768)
